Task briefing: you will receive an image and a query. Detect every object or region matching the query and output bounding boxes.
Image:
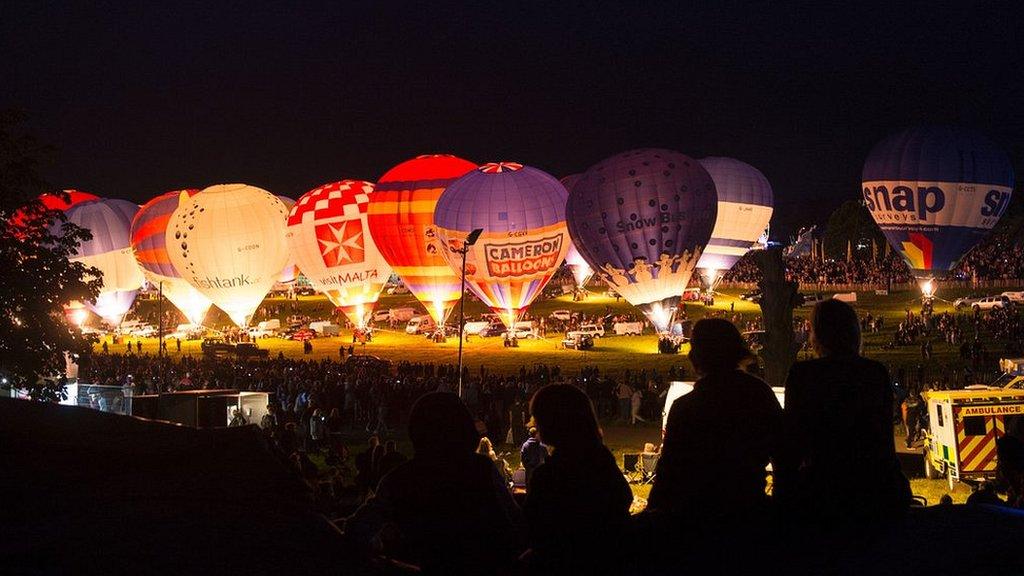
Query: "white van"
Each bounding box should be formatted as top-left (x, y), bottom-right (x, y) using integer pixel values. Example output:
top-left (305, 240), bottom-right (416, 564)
top-left (463, 320), bottom-right (492, 335)
top-left (504, 320), bottom-right (537, 339)
top-left (406, 316), bottom-right (435, 334)
top-left (1001, 291), bottom-right (1024, 304)
top-left (309, 321), bottom-right (341, 336)
top-left (248, 319), bottom-right (281, 338)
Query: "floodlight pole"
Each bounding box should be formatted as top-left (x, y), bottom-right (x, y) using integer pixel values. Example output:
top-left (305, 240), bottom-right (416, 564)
top-left (157, 281), bottom-right (164, 391)
top-left (457, 228), bottom-right (484, 399)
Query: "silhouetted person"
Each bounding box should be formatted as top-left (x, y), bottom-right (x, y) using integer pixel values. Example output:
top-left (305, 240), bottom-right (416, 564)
top-left (354, 435), bottom-right (379, 495)
top-left (522, 384), bottom-right (632, 574)
top-left (345, 392), bottom-right (524, 574)
top-left (647, 318), bottom-right (781, 520)
top-left (376, 440), bottom-right (407, 480)
top-left (520, 427), bottom-right (546, 484)
top-left (775, 299), bottom-right (911, 524)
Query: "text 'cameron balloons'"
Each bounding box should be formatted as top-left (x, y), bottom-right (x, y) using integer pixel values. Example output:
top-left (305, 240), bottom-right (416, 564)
top-left (368, 154), bottom-right (478, 324)
top-left (287, 181), bottom-right (393, 328)
top-left (560, 174), bottom-right (594, 289)
top-left (130, 190), bottom-right (212, 325)
top-left (167, 184), bottom-right (290, 328)
top-left (434, 162), bottom-right (570, 327)
top-left (695, 157), bottom-right (774, 282)
top-left (862, 126), bottom-right (1014, 284)
top-left (566, 149), bottom-right (717, 332)
top-left (276, 196), bottom-right (300, 284)
top-left (58, 199), bottom-right (145, 326)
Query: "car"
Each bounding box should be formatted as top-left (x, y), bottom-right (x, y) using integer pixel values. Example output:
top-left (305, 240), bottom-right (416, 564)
top-left (234, 342), bottom-right (269, 358)
top-left (972, 295), bottom-right (1010, 312)
top-left (566, 324), bottom-right (605, 339)
top-left (1002, 291), bottom-right (1024, 304)
top-left (406, 316), bottom-right (435, 335)
top-left (740, 290), bottom-right (762, 303)
top-left (562, 333), bottom-right (594, 350)
top-left (289, 328), bottom-right (317, 341)
top-left (503, 322), bottom-right (538, 340)
top-left (200, 337), bottom-right (234, 358)
top-left (386, 284), bottom-right (410, 295)
top-left (294, 286), bottom-right (317, 296)
top-left (799, 293), bottom-right (827, 307)
top-left (477, 321), bottom-right (506, 337)
top-left (344, 354), bottom-right (393, 371)
top-left (548, 309), bottom-right (573, 322)
top-left (954, 295), bottom-right (984, 309)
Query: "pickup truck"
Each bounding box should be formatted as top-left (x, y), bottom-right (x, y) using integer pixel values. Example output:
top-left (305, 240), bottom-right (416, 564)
top-left (566, 324), bottom-right (605, 339)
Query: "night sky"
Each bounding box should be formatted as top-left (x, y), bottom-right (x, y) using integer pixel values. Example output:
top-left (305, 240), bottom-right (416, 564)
top-left (3, 1), bottom-right (1022, 239)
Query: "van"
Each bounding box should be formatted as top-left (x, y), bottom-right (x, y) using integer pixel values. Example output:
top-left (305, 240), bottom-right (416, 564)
top-left (463, 320), bottom-right (492, 335)
top-left (388, 308), bottom-right (417, 322)
top-left (833, 292), bottom-right (857, 303)
top-left (309, 321), bottom-right (341, 336)
top-left (406, 316), bottom-right (435, 334)
top-left (504, 321), bottom-right (537, 339)
top-left (1001, 291), bottom-right (1024, 304)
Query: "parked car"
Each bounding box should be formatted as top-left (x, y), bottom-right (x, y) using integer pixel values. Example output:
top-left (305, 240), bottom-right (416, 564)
top-left (201, 337), bottom-right (234, 358)
top-left (290, 328), bottom-right (317, 341)
top-left (548, 309), bottom-right (573, 322)
top-left (344, 354), bottom-right (393, 371)
top-left (954, 295), bottom-right (985, 309)
top-left (740, 290), bottom-right (762, 303)
top-left (562, 333), bottom-right (594, 350)
top-left (406, 316), bottom-right (435, 335)
top-left (463, 320), bottom-right (492, 335)
top-left (973, 295), bottom-right (1010, 312)
top-left (234, 342), bottom-right (269, 358)
top-left (503, 321), bottom-right (538, 340)
top-left (1001, 291), bottom-right (1024, 304)
top-left (566, 323), bottom-right (605, 339)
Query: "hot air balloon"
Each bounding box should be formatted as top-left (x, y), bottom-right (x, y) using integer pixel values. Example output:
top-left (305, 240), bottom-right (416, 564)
top-left (560, 175), bottom-right (595, 290)
top-left (565, 149), bottom-right (717, 333)
top-left (862, 126), bottom-right (1014, 296)
top-left (367, 154), bottom-right (477, 324)
top-left (11, 189), bottom-right (99, 230)
top-left (695, 157), bottom-right (774, 288)
top-left (276, 196), bottom-right (300, 284)
top-left (130, 190), bottom-right (213, 325)
top-left (56, 199), bottom-right (146, 326)
top-left (434, 162), bottom-right (570, 328)
top-left (167, 184), bottom-right (290, 328)
top-left (286, 180), bottom-right (393, 328)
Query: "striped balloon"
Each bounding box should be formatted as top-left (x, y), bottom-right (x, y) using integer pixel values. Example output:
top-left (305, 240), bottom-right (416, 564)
top-left (367, 154), bottom-right (477, 324)
top-left (434, 162), bottom-right (570, 327)
top-left (131, 190), bottom-right (212, 325)
top-left (695, 157), bottom-right (774, 280)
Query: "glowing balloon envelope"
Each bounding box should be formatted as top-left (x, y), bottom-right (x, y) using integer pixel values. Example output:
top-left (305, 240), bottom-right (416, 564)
top-left (276, 196), bottom-right (300, 284)
top-left (695, 157), bottom-right (774, 284)
top-left (862, 126), bottom-right (1014, 286)
top-left (131, 190), bottom-right (213, 325)
top-left (58, 199), bottom-right (146, 326)
top-left (566, 149), bottom-right (717, 332)
top-left (286, 180), bottom-right (393, 327)
top-left (434, 162), bottom-right (570, 327)
top-left (368, 154), bottom-right (477, 324)
top-left (560, 175), bottom-right (594, 289)
top-left (167, 184), bottom-right (290, 327)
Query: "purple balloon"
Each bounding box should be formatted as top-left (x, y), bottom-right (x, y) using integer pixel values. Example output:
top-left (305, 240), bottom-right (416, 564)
top-left (566, 149), bottom-right (717, 330)
top-left (58, 199), bottom-right (139, 257)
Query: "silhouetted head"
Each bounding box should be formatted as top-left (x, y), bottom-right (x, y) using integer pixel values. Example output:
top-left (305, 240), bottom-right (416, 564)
top-left (408, 392), bottom-right (479, 458)
top-left (530, 384), bottom-right (602, 452)
top-left (811, 299), bottom-right (861, 357)
top-left (688, 318), bottom-right (752, 375)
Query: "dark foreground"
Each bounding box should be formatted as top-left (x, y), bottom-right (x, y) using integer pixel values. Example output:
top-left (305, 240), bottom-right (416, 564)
top-left (2, 398), bottom-right (1023, 575)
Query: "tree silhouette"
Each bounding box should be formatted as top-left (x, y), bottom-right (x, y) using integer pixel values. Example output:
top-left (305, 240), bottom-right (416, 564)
top-left (0, 111), bottom-right (100, 400)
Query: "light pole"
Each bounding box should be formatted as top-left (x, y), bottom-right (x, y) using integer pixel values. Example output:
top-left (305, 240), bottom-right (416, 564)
top-left (457, 228), bottom-right (484, 399)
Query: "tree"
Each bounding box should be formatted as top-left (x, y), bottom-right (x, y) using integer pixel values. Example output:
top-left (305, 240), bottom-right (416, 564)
top-left (752, 248), bottom-right (800, 388)
top-left (822, 200), bottom-right (885, 259)
top-left (0, 111), bottom-right (100, 401)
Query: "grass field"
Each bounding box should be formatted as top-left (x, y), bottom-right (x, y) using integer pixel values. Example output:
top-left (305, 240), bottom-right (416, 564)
top-left (111, 282), bottom-right (1023, 378)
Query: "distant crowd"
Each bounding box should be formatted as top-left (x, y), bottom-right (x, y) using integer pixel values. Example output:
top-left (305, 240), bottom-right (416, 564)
top-left (723, 232), bottom-right (1024, 286)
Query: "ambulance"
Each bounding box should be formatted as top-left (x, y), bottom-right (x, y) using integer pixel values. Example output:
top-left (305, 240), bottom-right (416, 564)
top-left (922, 387), bottom-right (1024, 487)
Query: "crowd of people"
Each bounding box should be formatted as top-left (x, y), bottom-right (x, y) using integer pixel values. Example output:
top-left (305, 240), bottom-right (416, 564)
top-left (722, 232), bottom-right (1024, 287)
top-left (325, 302), bottom-right (1022, 573)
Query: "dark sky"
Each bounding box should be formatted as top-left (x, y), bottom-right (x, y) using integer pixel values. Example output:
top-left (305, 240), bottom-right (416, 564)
top-left (3, 1), bottom-right (1022, 239)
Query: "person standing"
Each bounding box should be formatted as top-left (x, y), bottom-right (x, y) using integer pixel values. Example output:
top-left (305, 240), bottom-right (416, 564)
top-left (616, 381), bottom-right (632, 422)
top-left (520, 427), bottom-right (547, 484)
top-left (630, 387), bottom-right (646, 425)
